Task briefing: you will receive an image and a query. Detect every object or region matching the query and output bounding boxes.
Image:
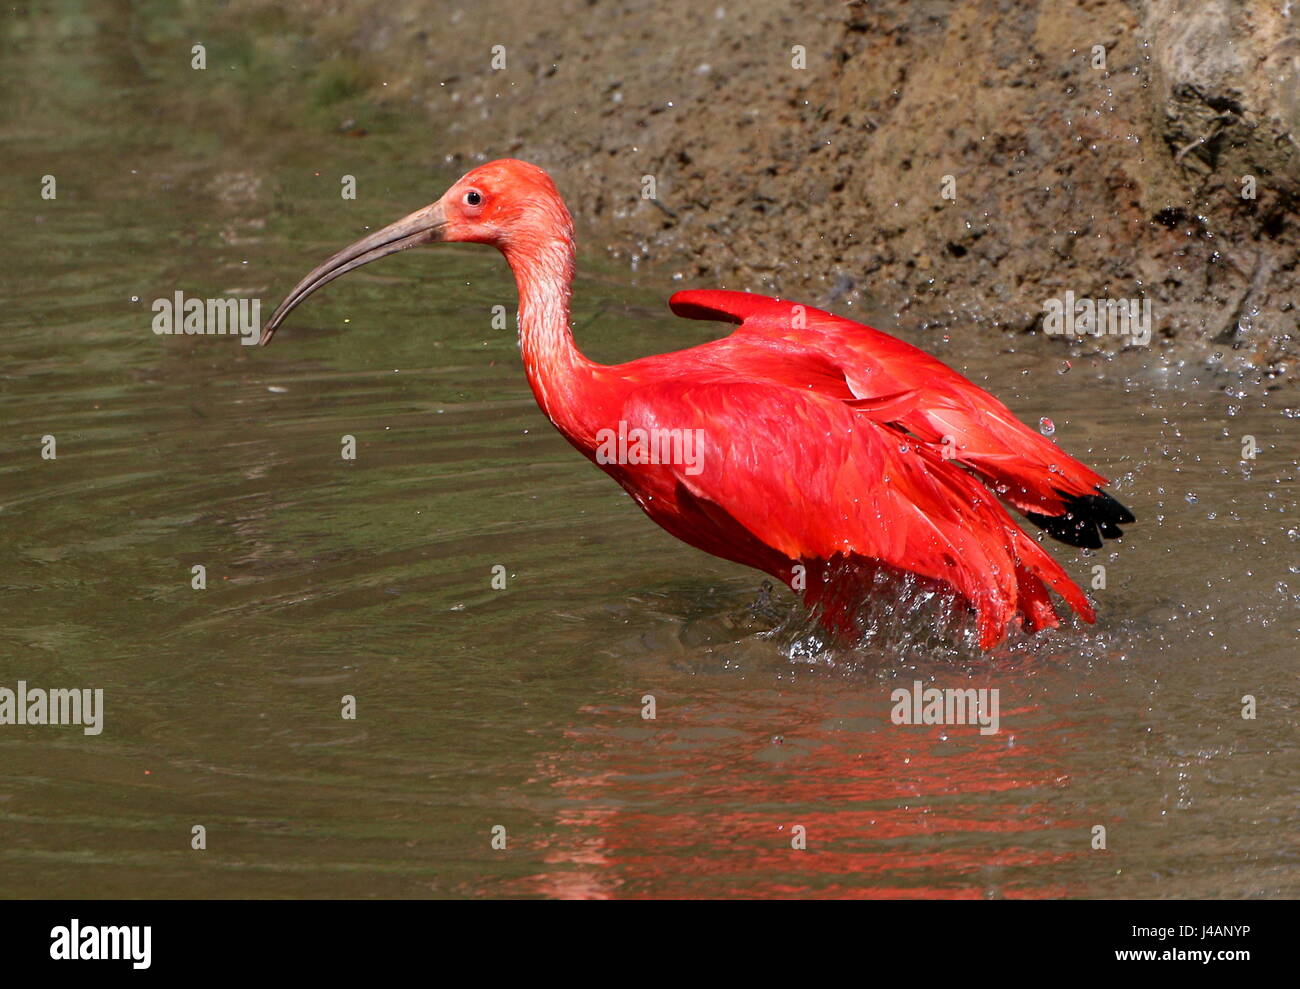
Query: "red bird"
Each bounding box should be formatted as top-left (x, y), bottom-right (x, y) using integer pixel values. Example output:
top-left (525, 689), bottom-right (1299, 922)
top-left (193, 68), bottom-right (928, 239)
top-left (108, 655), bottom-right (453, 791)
top-left (261, 159), bottom-right (1134, 649)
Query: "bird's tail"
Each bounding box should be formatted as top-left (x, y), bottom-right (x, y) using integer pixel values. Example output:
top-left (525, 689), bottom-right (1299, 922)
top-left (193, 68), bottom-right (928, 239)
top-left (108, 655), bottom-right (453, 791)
top-left (1008, 526), bottom-right (1095, 634)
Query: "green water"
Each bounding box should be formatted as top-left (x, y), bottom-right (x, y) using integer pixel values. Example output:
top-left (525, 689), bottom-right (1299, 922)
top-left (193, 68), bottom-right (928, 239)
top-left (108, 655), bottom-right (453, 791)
top-left (0, 4), bottom-right (1295, 898)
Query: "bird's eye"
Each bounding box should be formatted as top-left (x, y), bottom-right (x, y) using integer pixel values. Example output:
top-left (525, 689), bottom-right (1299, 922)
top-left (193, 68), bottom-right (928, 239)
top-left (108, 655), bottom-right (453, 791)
top-left (464, 190), bottom-right (483, 207)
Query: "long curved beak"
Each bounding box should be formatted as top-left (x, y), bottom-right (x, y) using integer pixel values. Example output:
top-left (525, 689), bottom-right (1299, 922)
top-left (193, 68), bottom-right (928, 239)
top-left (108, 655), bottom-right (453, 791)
top-left (259, 201), bottom-right (447, 345)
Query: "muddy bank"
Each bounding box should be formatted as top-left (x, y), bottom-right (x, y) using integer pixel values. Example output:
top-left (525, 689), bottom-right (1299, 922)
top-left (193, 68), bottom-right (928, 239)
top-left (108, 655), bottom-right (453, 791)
top-left (243, 0), bottom-right (1299, 376)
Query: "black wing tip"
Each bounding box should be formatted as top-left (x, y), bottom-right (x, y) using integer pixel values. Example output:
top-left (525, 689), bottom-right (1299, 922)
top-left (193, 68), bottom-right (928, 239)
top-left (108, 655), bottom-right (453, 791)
top-left (1027, 489), bottom-right (1136, 549)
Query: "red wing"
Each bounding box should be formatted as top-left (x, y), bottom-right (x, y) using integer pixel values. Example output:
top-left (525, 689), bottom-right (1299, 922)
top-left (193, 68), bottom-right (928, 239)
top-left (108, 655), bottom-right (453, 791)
top-left (619, 378), bottom-right (1092, 647)
top-left (669, 289), bottom-right (1134, 548)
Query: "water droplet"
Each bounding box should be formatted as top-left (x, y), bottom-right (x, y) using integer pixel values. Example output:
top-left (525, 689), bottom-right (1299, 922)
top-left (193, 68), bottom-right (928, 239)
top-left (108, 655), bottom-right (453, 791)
top-left (1039, 417), bottom-right (1055, 436)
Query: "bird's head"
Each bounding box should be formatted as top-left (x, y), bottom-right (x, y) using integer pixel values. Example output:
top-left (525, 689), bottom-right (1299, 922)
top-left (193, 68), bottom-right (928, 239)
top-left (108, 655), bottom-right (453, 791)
top-left (259, 158), bottom-right (572, 345)
top-left (439, 159), bottom-right (573, 250)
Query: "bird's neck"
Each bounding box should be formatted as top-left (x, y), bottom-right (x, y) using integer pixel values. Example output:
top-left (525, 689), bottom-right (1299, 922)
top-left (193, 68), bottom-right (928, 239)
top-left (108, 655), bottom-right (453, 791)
top-left (506, 236), bottom-right (601, 443)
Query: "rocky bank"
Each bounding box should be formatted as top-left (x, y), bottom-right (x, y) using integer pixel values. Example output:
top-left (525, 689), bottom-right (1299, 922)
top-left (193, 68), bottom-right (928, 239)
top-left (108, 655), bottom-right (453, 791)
top-left (246, 0), bottom-right (1300, 376)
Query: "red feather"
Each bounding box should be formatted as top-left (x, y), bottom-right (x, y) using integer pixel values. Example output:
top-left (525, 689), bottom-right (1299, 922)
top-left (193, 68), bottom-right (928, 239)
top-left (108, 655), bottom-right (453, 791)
top-left (564, 289), bottom-right (1122, 646)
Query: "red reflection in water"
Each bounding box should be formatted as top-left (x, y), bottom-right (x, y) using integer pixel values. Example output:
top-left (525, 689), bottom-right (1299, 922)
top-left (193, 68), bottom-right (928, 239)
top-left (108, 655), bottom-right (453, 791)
top-left (505, 687), bottom-right (1091, 899)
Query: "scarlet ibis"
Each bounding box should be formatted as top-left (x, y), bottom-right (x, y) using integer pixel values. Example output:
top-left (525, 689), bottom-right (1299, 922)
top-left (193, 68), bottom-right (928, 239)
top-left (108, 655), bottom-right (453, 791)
top-left (260, 159), bottom-right (1134, 649)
